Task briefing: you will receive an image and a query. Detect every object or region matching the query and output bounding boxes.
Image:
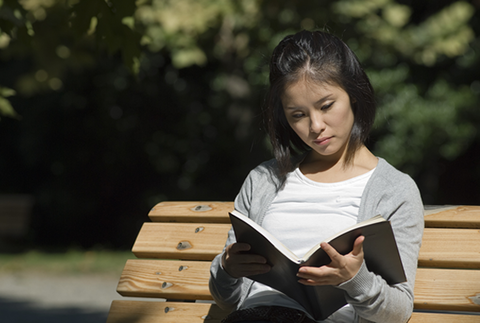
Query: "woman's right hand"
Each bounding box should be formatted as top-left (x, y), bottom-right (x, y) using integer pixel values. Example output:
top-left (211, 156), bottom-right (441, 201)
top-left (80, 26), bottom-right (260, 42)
top-left (221, 243), bottom-right (271, 278)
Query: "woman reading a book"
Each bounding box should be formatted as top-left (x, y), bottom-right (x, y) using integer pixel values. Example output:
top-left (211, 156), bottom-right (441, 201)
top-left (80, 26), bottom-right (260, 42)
top-left (209, 30), bottom-right (424, 323)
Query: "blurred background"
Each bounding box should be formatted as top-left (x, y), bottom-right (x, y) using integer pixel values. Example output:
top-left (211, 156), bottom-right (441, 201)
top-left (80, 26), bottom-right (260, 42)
top-left (1, 0), bottom-right (480, 252)
top-left (0, 1), bottom-right (480, 318)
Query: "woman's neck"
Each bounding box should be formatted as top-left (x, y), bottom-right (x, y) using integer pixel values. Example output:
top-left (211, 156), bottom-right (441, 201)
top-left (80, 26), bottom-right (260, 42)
top-left (299, 146), bottom-right (378, 183)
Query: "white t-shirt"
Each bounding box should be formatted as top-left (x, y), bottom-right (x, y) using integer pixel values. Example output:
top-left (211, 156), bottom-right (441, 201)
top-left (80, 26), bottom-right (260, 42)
top-left (241, 167), bottom-right (375, 322)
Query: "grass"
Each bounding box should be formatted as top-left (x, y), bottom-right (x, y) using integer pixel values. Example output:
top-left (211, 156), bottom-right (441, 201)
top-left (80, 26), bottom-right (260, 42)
top-left (0, 249), bottom-right (135, 275)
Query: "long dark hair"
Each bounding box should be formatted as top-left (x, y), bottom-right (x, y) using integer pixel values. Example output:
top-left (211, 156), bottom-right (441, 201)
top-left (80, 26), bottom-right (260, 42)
top-left (264, 30), bottom-right (376, 177)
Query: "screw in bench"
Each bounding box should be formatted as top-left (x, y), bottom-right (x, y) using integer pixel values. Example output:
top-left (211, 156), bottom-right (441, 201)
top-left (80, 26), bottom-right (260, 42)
top-left (195, 226), bottom-right (204, 233)
top-left (162, 282), bottom-right (173, 289)
top-left (176, 241), bottom-right (192, 250)
top-left (191, 205), bottom-right (212, 212)
top-left (469, 293), bottom-right (480, 305)
top-left (164, 306), bottom-right (175, 313)
top-left (179, 265), bottom-right (188, 271)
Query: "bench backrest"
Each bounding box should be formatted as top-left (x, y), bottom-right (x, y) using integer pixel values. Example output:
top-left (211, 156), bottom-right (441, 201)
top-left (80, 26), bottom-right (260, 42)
top-left (107, 202), bottom-right (480, 323)
top-left (0, 194), bottom-right (34, 240)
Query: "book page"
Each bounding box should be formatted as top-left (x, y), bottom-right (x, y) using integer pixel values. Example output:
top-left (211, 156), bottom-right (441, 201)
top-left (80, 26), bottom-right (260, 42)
top-left (229, 210), bottom-right (300, 263)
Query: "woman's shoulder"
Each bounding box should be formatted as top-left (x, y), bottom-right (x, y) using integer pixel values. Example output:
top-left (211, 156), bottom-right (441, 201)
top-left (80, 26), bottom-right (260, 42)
top-left (364, 158), bottom-right (424, 222)
top-left (375, 158), bottom-right (414, 181)
top-left (249, 154), bottom-right (304, 177)
top-left (371, 158), bottom-right (420, 195)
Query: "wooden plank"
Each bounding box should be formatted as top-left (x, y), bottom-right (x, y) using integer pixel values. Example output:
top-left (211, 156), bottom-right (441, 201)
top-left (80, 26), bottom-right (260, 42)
top-left (107, 300), bottom-right (229, 323)
top-left (148, 202), bottom-right (480, 228)
top-left (424, 206), bottom-right (480, 229)
top-left (117, 262), bottom-right (480, 312)
top-left (107, 302), bottom-right (480, 323)
top-left (149, 202), bottom-right (233, 223)
top-left (0, 194), bottom-right (34, 238)
top-left (419, 228), bottom-right (480, 269)
top-left (409, 312), bottom-right (480, 323)
top-left (133, 224), bottom-right (480, 268)
top-left (117, 259), bottom-right (212, 300)
top-left (132, 223), bottom-right (230, 260)
top-left (414, 268), bottom-right (480, 312)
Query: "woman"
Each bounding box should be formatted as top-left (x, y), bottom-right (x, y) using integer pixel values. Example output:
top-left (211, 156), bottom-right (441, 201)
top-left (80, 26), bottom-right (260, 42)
top-left (209, 30), bottom-right (424, 323)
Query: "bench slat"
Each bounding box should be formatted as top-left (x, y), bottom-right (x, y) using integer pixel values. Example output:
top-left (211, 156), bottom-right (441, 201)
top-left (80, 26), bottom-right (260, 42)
top-left (132, 223), bottom-right (230, 260)
top-left (107, 300), bottom-right (480, 323)
top-left (424, 206), bottom-right (480, 229)
top-left (107, 300), bottom-right (228, 323)
top-left (414, 268), bottom-right (480, 312)
top-left (149, 202), bottom-right (234, 223)
top-left (117, 260), bottom-right (480, 313)
top-left (133, 223), bottom-right (480, 269)
top-left (409, 312), bottom-right (480, 323)
top-left (117, 259), bottom-right (212, 300)
top-left (418, 228), bottom-right (480, 269)
top-left (148, 202), bottom-right (480, 228)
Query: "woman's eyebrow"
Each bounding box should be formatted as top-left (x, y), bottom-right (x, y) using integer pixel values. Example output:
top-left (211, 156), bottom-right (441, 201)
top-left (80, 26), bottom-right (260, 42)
top-left (284, 94), bottom-right (334, 109)
top-left (314, 94), bottom-right (333, 105)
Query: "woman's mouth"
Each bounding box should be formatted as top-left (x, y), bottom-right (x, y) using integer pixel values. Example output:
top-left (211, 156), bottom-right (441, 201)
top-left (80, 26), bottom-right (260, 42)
top-left (314, 137), bottom-right (332, 145)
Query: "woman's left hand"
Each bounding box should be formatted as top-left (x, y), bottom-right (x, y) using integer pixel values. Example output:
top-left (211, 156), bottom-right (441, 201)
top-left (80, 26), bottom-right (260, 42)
top-left (296, 235), bottom-right (365, 286)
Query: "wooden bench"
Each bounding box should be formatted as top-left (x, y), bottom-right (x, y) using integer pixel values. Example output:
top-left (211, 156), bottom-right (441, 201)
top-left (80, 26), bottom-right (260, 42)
top-left (107, 202), bottom-right (480, 323)
top-left (0, 194), bottom-right (34, 241)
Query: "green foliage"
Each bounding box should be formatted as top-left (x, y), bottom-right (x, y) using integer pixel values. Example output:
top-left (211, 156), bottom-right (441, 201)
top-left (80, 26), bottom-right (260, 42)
top-left (334, 0), bottom-right (475, 65)
top-left (70, 0), bottom-right (141, 73)
top-left (0, 86), bottom-right (18, 119)
top-left (135, 0), bottom-right (261, 68)
top-left (0, 0), bottom-right (141, 99)
top-left (0, 0), bottom-right (479, 248)
top-left (371, 65), bottom-right (476, 172)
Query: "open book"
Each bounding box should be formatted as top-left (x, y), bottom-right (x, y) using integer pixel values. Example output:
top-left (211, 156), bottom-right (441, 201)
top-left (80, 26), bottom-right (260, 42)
top-left (229, 210), bottom-right (406, 321)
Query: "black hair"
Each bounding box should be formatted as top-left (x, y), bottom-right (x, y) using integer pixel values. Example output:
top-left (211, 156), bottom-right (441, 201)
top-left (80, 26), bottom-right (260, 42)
top-left (263, 30), bottom-right (376, 176)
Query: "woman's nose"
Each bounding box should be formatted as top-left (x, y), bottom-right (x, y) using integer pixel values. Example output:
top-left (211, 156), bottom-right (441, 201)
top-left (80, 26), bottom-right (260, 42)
top-left (309, 113), bottom-right (325, 133)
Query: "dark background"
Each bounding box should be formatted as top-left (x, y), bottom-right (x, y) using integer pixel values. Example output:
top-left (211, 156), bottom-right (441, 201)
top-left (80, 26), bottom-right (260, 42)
top-left (0, 0), bottom-right (479, 250)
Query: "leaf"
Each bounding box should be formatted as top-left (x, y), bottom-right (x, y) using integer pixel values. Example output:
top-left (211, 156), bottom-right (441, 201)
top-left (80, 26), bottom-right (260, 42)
top-left (0, 87), bottom-right (19, 119)
top-left (172, 47), bottom-right (207, 68)
top-left (0, 86), bottom-right (15, 97)
top-left (70, 0), bottom-right (101, 37)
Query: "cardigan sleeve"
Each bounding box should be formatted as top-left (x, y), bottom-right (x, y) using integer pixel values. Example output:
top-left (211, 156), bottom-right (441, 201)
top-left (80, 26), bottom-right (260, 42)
top-left (209, 159), bottom-right (283, 311)
top-left (336, 163), bottom-right (424, 323)
top-left (208, 166), bottom-right (256, 311)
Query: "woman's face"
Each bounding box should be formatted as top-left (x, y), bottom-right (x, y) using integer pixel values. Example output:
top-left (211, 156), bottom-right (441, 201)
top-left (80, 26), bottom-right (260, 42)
top-left (282, 80), bottom-right (354, 162)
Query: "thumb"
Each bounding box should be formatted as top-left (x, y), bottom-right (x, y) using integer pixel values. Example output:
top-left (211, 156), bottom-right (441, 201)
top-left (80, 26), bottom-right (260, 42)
top-left (351, 235), bottom-right (364, 256)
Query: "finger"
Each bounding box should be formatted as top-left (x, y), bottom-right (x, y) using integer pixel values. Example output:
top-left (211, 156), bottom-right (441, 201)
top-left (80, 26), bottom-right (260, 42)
top-left (225, 245), bottom-right (268, 266)
top-left (320, 242), bottom-right (342, 264)
top-left (298, 278), bottom-right (327, 286)
top-left (230, 243), bottom-right (269, 264)
top-left (296, 266), bottom-right (329, 280)
top-left (222, 253), bottom-right (270, 277)
top-left (297, 266), bottom-right (318, 278)
top-left (226, 262), bottom-right (271, 278)
top-left (297, 267), bottom-right (329, 285)
top-left (234, 253), bottom-right (268, 265)
top-left (230, 242), bottom-right (251, 253)
top-left (351, 235), bottom-right (365, 256)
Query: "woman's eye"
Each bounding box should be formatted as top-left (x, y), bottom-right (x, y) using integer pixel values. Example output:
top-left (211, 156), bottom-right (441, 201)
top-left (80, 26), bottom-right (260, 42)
top-left (292, 113), bottom-right (304, 118)
top-left (321, 102), bottom-right (334, 110)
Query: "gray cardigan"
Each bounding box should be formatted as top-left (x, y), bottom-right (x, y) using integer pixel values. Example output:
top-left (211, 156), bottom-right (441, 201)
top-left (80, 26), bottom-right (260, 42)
top-left (209, 157), bottom-right (424, 323)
